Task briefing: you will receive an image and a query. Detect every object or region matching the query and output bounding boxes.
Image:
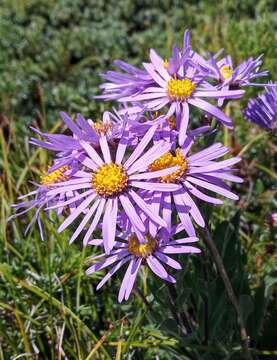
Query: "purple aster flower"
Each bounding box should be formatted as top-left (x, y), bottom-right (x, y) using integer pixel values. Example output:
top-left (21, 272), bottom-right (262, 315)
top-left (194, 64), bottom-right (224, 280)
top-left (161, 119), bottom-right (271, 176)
top-left (243, 84), bottom-right (277, 131)
top-left (129, 111), bottom-right (212, 149)
top-left (118, 47), bottom-right (244, 145)
top-left (45, 126), bottom-right (182, 253)
top-left (207, 54), bottom-right (269, 88)
top-left (143, 140), bottom-right (243, 234)
top-left (8, 165), bottom-right (79, 240)
top-left (97, 60), bottom-right (155, 101)
top-left (204, 54), bottom-right (275, 106)
top-left (85, 223), bottom-right (200, 302)
top-left (30, 111), bottom-right (127, 172)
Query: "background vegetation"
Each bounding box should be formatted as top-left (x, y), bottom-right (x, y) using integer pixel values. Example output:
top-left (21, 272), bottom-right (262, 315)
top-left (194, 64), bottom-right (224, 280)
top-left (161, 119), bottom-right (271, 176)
top-left (0, 0), bottom-right (276, 359)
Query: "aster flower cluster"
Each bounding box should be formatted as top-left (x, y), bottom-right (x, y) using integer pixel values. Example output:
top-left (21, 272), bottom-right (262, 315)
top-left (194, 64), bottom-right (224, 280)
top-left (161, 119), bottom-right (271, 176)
top-left (10, 29), bottom-right (276, 302)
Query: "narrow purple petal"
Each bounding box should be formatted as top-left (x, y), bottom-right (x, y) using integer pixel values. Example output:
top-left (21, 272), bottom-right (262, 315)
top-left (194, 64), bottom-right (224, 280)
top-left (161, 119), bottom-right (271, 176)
top-left (179, 102), bottom-right (189, 146)
top-left (96, 256), bottom-right (132, 290)
top-left (131, 181), bottom-right (181, 192)
top-left (86, 250), bottom-right (130, 275)
top-left (129, 190), bottom-right (167, 227)
top-left (181, 191), bottom-right (205, 227)
top-left (129, 166), bottom-right (180, 180)
top-left (58, 194), bottom-right (96, 232)
top-left (143, 62), bottom-right (167, 88)
top-left (183, 181), bottom-right (223, 205)
top-left (146, 255), bottom-right (176, 283)
top-left (47, 183), bottom-right (92, 197)
top-left (103, 198), bottom-right (118, 254)
top-left (119, 194), bottom-right (145, 232)
top-left (69, 198), bottom-right (100, 244)
top-left (124, 125), bottom-right (157, 169)
top-left (118, 258), bottom-right (142, 302)
top-left (188, 157), bottom-right (241, 174)
top-left (188, 98), bottom-right (233, 128)
top-left (186, 176), bottom-right (239, 200)
top-left (99, 136), bottom-right (111, 163)
top-left (83, 198), bottom-right (106, 245)
top-left (45, 189), bottom-right (94, 210)
top-left (161, 245), bottom-right (201, 254)
top-left (154, 251), bottom-right (182, 270)
top-left (80, 140), bottom-right (104, 166)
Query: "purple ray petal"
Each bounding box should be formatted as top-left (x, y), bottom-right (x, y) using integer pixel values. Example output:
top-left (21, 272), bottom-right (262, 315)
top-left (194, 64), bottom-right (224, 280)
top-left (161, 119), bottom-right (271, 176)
top-left (58, 194), bottom-right (97, 232)
top-left (115, 128), bottom-right (129, 165)
top-left (146, 255), bottom-right (176, 283)
top-left (69, 199), bottom-right (100, 244)
top-left (127, 141), bottom-right (171, 174)
top-left (47, 183), bottom-right (92, 197)
top-left (162, 192), bottom-right (172, 233)
top-left (188, 157), bottom-right (241, 174)
top-left (143, 62), bottom-right (167, 88)
top-left (96, 256), bottom-right (132, 290)
top-left (83, 198), bottom-right (106, 245)
top-left (86, 250), bottom-right (130, 275)
top-left (186, 176), bottom-right (239, 200)
top-left (80, 140), bottom-right (104, 166)
top-left (119, 194), bottom-right (145, 232)
top-left (154, 251), bottom-right (182, 270)
top-left (194, 89), bottom-right (244, 98)
top-left (149, 48), bottom-right (170, 81)
top-left (179, 102), bottom-right (189, 146)
top-left (45, 189), bottom-right (94, 210)
top-left (129, 190), bottom-right (167, 228)
top-left (184, 181), bottom-right (223, 205)
top-left (161, 245), bottom-right (201, 254)
top-left (103, 198), bottom-right (118, 254)
top-left (124, 125), bottom-right (157, 169)
top-left (131, 181), bottom-right (181, 192)
top-left (129, 166), bottom-right (180, 180)
top-left (99, 136), bottom-right (111, 163)
top-left (118, 258), bottom-right (142, 302)
top-left (181, 191), bottom-right (205, 227)
top-left (188, 98), bottom-right (233, 128)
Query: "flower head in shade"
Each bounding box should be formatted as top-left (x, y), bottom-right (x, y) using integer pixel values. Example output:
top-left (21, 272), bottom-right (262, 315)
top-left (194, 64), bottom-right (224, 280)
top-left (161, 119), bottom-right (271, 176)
top-left (243, 84), bottom-right (277, 131)
top-left (143, 140), bottom-right (243, 235)
top-left (46, 126), bottom-right (181, 253)
top-left (86, 223), bottom-right (200, 302)
top-left (8, 165), bottom-right (78, 240)
top-left (118, 47), bottom-right (244, 145)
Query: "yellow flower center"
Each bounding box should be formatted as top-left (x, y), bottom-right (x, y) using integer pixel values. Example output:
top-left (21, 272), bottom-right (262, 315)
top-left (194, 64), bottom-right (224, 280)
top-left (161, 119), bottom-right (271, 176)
top-left (92, 121), bottom-right (113, 135)
top-left (92, 163), bottom-right (128, 197)
top-left (163, 59), bottom-right (169, 69)
top-left (220, 65), bottom-right (233, 79)
top-left (149, 149), bottom-right (188, 183)
top-left (128, 234), bottom-right (157, 257)
top-left (41, 166), bottom-right (70, 186)
top-left (167, 77), bottom-right (196, 100)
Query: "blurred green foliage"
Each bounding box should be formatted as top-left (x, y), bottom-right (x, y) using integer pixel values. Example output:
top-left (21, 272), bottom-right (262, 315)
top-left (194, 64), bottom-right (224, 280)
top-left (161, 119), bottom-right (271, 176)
top-left (0, 0), bottom-right (276, 359)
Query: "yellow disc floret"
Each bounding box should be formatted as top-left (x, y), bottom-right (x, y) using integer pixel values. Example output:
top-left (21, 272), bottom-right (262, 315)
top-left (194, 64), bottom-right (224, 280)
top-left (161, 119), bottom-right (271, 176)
top-left (149, 149), bottom-right (188, 183)
top-left (128, 234), bottom-right (157, 258)
top-left (220, 65), bottom-right (233, 80)
top-left (167, 77), bottom-right (196, 100)
top-left (92, 163), bottom-right (128, 197)
top-left (41, 166), bottom-right (70, 186)
top-left (92, 121), bottom-right (113, 136)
